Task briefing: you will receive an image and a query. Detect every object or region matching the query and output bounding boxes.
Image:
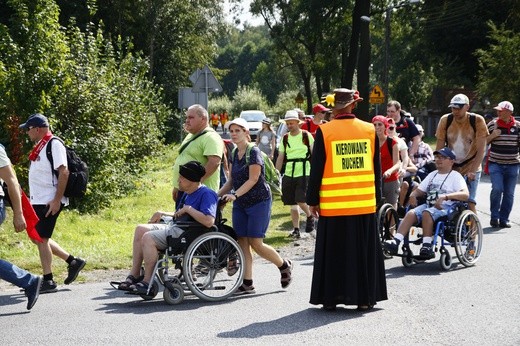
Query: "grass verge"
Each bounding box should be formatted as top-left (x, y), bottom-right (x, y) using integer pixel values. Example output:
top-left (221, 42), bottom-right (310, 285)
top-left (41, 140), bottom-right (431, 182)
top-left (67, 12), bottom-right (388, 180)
top-left (0, 144), bottom-right (295, 281)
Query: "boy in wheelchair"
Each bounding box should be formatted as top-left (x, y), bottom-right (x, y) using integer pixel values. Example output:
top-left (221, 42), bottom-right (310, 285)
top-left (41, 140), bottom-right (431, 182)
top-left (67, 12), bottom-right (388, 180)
top-left (384, 147), bottom-right (469, 259)
top-left (116, 161), bottom-right (219, 294)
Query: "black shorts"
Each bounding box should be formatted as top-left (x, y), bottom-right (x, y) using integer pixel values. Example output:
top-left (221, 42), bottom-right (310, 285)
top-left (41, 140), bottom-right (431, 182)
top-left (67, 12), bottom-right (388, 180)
top-left (281, 176), bottom-right (309, 205)
top-left (33, 204), bottom-right (64, 239)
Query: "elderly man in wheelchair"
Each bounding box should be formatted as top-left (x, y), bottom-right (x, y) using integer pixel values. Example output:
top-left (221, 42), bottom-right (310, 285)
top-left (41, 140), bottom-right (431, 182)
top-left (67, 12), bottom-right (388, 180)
top-left (384, 147), bottom-right (470, 260)
top-left (115, 161), bottom-right (219, 295)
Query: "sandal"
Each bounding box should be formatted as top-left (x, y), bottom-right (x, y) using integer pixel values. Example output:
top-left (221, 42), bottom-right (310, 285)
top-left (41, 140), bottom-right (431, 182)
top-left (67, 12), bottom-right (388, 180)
top-left (131, 281), bottom-right (150, 295)
top-left (233, 283), bottom-right (255, 295)
top-left (357, 305), bottom-right (374, 312)
top-left (226, 255), bottom-right (239, 276)
top-left (280, 259), bottom-right (293, 289)
top-left (115, 275), bottom-right (142, 291)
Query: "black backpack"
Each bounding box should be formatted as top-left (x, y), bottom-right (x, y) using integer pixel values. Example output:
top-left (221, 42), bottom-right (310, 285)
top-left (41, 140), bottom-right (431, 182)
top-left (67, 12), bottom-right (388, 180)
top-left (46, 137), bottom-right (88, 198)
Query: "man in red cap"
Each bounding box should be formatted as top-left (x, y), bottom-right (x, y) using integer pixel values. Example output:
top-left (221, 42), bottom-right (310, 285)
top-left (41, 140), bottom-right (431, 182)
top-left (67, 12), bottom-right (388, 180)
top-left (300, 104), bottom-right (330, 137)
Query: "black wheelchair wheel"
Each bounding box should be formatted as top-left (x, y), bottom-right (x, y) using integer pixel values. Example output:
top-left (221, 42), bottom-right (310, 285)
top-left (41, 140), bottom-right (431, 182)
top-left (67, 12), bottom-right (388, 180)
top-left (377, 203), bottom-right (399, 259)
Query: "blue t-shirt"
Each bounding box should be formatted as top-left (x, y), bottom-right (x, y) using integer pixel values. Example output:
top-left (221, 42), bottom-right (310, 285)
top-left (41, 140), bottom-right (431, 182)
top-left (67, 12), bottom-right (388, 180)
top-left (177, 185), bottom-right (218, 222)
top-left (232, 146), bottom-right (270, 208)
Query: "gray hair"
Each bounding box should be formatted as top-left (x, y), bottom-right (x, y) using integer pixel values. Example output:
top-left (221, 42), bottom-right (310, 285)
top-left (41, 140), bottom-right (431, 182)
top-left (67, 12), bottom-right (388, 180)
top-left (188, 104), bottom-right (209, 122)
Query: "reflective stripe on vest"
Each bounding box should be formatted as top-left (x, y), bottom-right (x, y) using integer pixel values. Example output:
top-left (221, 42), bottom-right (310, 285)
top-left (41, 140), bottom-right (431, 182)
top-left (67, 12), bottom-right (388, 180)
top-left (319, 118), bottom-right (377, 216)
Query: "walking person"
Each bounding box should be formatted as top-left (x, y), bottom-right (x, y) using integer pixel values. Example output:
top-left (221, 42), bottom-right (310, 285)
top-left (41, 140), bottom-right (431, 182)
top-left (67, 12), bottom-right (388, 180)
top-left (435, 94), bottom-right (489, 214)
top-left (372, 115), bottom-right (400, 209)
top-left (301, 103), bottom-right (330, 137)
top-left (307, 88), bottom-right (387, 311)
top-left (256, 118), bottom-right (276, 160)
top-left (219, 118), bottom-right (293, 295)
top-left (275, 110), bottom-right (316, 239)
top-left (486, 101), bottom-right (520, 228)
top-left (173, 104), bottom-right (223, 205)
top-left (19, 113), bottom-right (86, 293)
top-left (0, 145), bottom-right (41, 310)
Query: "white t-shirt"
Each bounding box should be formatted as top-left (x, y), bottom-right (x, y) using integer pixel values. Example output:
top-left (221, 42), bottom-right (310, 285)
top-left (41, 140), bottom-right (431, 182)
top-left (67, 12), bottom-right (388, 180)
top-left (29, 138), bottom-right (69, 205)
top-left (418, 170), bottom-right (466, 208)
top-left (0, 145), bottom-right (11, 197)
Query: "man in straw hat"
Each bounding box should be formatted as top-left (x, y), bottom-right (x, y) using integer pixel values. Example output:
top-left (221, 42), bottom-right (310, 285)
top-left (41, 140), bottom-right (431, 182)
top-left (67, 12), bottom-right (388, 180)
top-left (307, 88), bottom-right (387, 311)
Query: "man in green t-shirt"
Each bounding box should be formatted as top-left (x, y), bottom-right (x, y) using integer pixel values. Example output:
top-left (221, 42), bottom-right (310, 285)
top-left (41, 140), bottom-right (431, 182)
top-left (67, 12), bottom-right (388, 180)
top-left (172, 104), bottom-right (223, 205)
top-left (275, 110), bottom-right (315, 239)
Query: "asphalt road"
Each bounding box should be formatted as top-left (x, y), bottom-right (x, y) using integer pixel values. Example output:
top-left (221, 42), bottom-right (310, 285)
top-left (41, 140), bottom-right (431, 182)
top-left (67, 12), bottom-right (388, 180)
top-left (1, 174), bottom-right (519, 345)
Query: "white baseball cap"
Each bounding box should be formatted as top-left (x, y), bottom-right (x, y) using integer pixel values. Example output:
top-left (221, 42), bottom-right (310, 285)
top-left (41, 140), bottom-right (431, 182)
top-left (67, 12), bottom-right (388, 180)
top-left (225, 117), bottom-right (249, 130)
top-left (493, 101), bottom-right (514, 112)
top-left (449, 94), bottom-right (469, 108)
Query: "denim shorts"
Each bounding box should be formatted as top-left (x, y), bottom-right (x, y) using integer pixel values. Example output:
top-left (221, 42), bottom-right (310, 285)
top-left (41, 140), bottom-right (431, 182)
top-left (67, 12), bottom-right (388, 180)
top-left (413, 203), bottom-right (449, 224)
top-left (466, 171), bottom-right (481, 204)
top-left (0, 199), bottom-right (6, 225)
top-left (232, 199), bottom-right (271, 238)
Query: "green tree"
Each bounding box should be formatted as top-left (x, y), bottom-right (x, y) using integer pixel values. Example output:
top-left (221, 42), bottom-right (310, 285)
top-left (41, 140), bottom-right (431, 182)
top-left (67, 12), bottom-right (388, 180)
top-left (476, 22), bottom-right (520, 108)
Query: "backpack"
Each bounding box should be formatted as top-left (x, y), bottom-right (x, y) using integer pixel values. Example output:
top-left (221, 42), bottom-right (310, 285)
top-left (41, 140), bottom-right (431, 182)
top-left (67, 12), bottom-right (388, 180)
top-left (232, 143), bottom-right (282, 196)
top-left (444, 113), bottom-right (477, 168)
top-left (282, 130), bottom-right (312, 176)
top-left (46, 137), bottom-right (88, 198)
top-left (445, 113), bottom-right (476, 145)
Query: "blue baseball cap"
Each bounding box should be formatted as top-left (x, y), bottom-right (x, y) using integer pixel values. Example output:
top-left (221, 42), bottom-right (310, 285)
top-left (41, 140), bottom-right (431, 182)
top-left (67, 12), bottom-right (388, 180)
top-left (434, 147), bottom-right (456, 160)
top-left (19, 113), bottom-right (49, 129)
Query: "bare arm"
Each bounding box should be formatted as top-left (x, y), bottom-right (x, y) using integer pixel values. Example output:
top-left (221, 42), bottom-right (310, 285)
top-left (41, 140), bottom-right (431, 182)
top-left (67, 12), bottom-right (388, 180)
top-left (201, 155), bottom-right (221, 183)
top-left (0, 165), bottom-right (26, 232)
top-left (275, 151), bottom-right (285, 172)
top-left (221, 164), bottom-right (261, 203)
top-left (409, 135), bottom-right (420, 157)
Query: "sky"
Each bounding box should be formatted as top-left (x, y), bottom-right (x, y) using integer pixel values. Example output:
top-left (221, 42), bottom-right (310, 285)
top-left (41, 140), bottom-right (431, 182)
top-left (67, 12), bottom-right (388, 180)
top-left (224, 0), bottom-right (264, 28)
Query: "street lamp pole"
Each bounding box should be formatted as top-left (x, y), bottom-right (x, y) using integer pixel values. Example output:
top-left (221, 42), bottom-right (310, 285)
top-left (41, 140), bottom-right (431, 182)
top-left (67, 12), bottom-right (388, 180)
top-left (383, 7), bottom-right (391, 107)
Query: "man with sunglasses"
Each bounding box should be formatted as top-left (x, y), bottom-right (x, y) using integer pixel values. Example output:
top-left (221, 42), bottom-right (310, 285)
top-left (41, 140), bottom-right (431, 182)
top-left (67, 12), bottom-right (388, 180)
top-left (434, 94), bottom-right (488, 214)
top-left (386, 100), bottom-right (421, 158)
top-left (19, 113), bottom-right (86, 293)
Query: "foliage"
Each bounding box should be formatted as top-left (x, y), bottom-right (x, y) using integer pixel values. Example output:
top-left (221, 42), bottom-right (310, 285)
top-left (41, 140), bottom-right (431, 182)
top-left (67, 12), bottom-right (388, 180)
top-left (0, 1), bottom-right (170, 213)
top-left (230, 85), bottom-right (269, 115)
top-left (0, 144), bottom-right (294, 275)
top-left (208, 95), bottom-right (233, 116)
top-left (476, 22), bottom-right (520, 108)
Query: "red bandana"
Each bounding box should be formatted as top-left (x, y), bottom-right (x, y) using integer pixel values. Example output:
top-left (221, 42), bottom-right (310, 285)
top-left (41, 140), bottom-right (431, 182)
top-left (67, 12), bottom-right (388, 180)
top-left (496, 115), bottom-right (515, 134)
top-left (28, 131), bottom-right (53, 161)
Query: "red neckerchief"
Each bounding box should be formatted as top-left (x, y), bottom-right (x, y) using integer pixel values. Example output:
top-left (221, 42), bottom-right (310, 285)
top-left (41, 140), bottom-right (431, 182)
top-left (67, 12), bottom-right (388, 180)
top-left (496, 115), bottom-right (515, 134)
top-left (29, 131), bottom-right (53, 161)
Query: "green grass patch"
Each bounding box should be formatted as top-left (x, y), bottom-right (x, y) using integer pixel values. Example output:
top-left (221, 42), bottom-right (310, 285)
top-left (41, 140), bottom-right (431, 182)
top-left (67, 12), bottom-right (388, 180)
top-left (0, 144), bottom-right (295, 280)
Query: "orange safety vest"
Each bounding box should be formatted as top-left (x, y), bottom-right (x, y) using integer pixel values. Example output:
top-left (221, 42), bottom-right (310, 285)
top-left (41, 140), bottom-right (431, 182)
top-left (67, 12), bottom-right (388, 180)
top-left (210, 113), bottom-right (219, 125)
top-left (319, 118), bottom-right (377, 216)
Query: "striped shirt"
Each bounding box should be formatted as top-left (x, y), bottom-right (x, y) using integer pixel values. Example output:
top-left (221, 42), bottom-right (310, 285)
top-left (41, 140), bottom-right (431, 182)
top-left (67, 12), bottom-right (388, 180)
top-left (487, 119), bottom-right (520, 164)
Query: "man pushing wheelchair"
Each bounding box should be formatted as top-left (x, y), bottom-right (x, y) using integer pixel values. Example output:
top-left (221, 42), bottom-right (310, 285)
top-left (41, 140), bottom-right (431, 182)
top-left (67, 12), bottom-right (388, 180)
top-left (384, 147), bottom-right (469, 259)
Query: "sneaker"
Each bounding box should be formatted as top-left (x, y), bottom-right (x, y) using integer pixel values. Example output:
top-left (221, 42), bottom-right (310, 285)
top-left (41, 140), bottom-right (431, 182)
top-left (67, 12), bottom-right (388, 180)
top-left (465, 241), bottom-right (476, 261)
top-left (64, 258), bottom-right (86, 285)
top-left (383, 238), bottom-right (400, 255)
top-left (305, 216), bottom-right (316, 233)
top-left (234, 283), bottom-right (256, 295)
top-left (280, 259), bottom-right (293, 289)
top-left (40, 279), bottom-right (58, 294)
top-left (419, 243), bottom-right (435, 259)
top-left (288, 229), bottom-right (301, 239)
top-left (26, 276), bottom-right (42, 310)
top-left (490, 219), bottom-right (499, 227)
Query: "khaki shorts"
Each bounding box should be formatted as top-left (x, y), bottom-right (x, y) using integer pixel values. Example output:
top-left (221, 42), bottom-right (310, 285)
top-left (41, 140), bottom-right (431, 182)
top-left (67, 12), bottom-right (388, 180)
top-left (148, 223), bottom-right (185, 250)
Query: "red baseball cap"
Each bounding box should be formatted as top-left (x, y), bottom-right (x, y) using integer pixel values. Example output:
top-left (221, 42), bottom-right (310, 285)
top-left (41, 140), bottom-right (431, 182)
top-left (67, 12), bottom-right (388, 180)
top-left (312, 103), bottom-right (331, 114)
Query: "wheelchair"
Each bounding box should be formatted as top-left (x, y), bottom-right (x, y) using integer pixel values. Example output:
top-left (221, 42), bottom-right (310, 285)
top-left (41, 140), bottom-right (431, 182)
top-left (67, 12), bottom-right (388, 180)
top-left (111, 207), bottom-right (245, 305)
top-left (377, 202), bottom-right (400, 259)
top-left (391, 201), bottom-right (483, 270)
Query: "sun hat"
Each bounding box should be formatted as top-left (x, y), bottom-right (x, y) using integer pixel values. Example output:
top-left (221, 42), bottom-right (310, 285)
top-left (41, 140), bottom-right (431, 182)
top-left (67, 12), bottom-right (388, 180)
top-left (225, 118), bottom-right (249, 130)
top-left (280, 110), bottom-right (303, 124)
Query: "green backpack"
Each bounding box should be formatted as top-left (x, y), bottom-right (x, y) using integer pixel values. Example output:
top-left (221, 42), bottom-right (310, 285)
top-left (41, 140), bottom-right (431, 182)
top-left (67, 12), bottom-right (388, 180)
top-left (232, 143), bottom-right (282, 196)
